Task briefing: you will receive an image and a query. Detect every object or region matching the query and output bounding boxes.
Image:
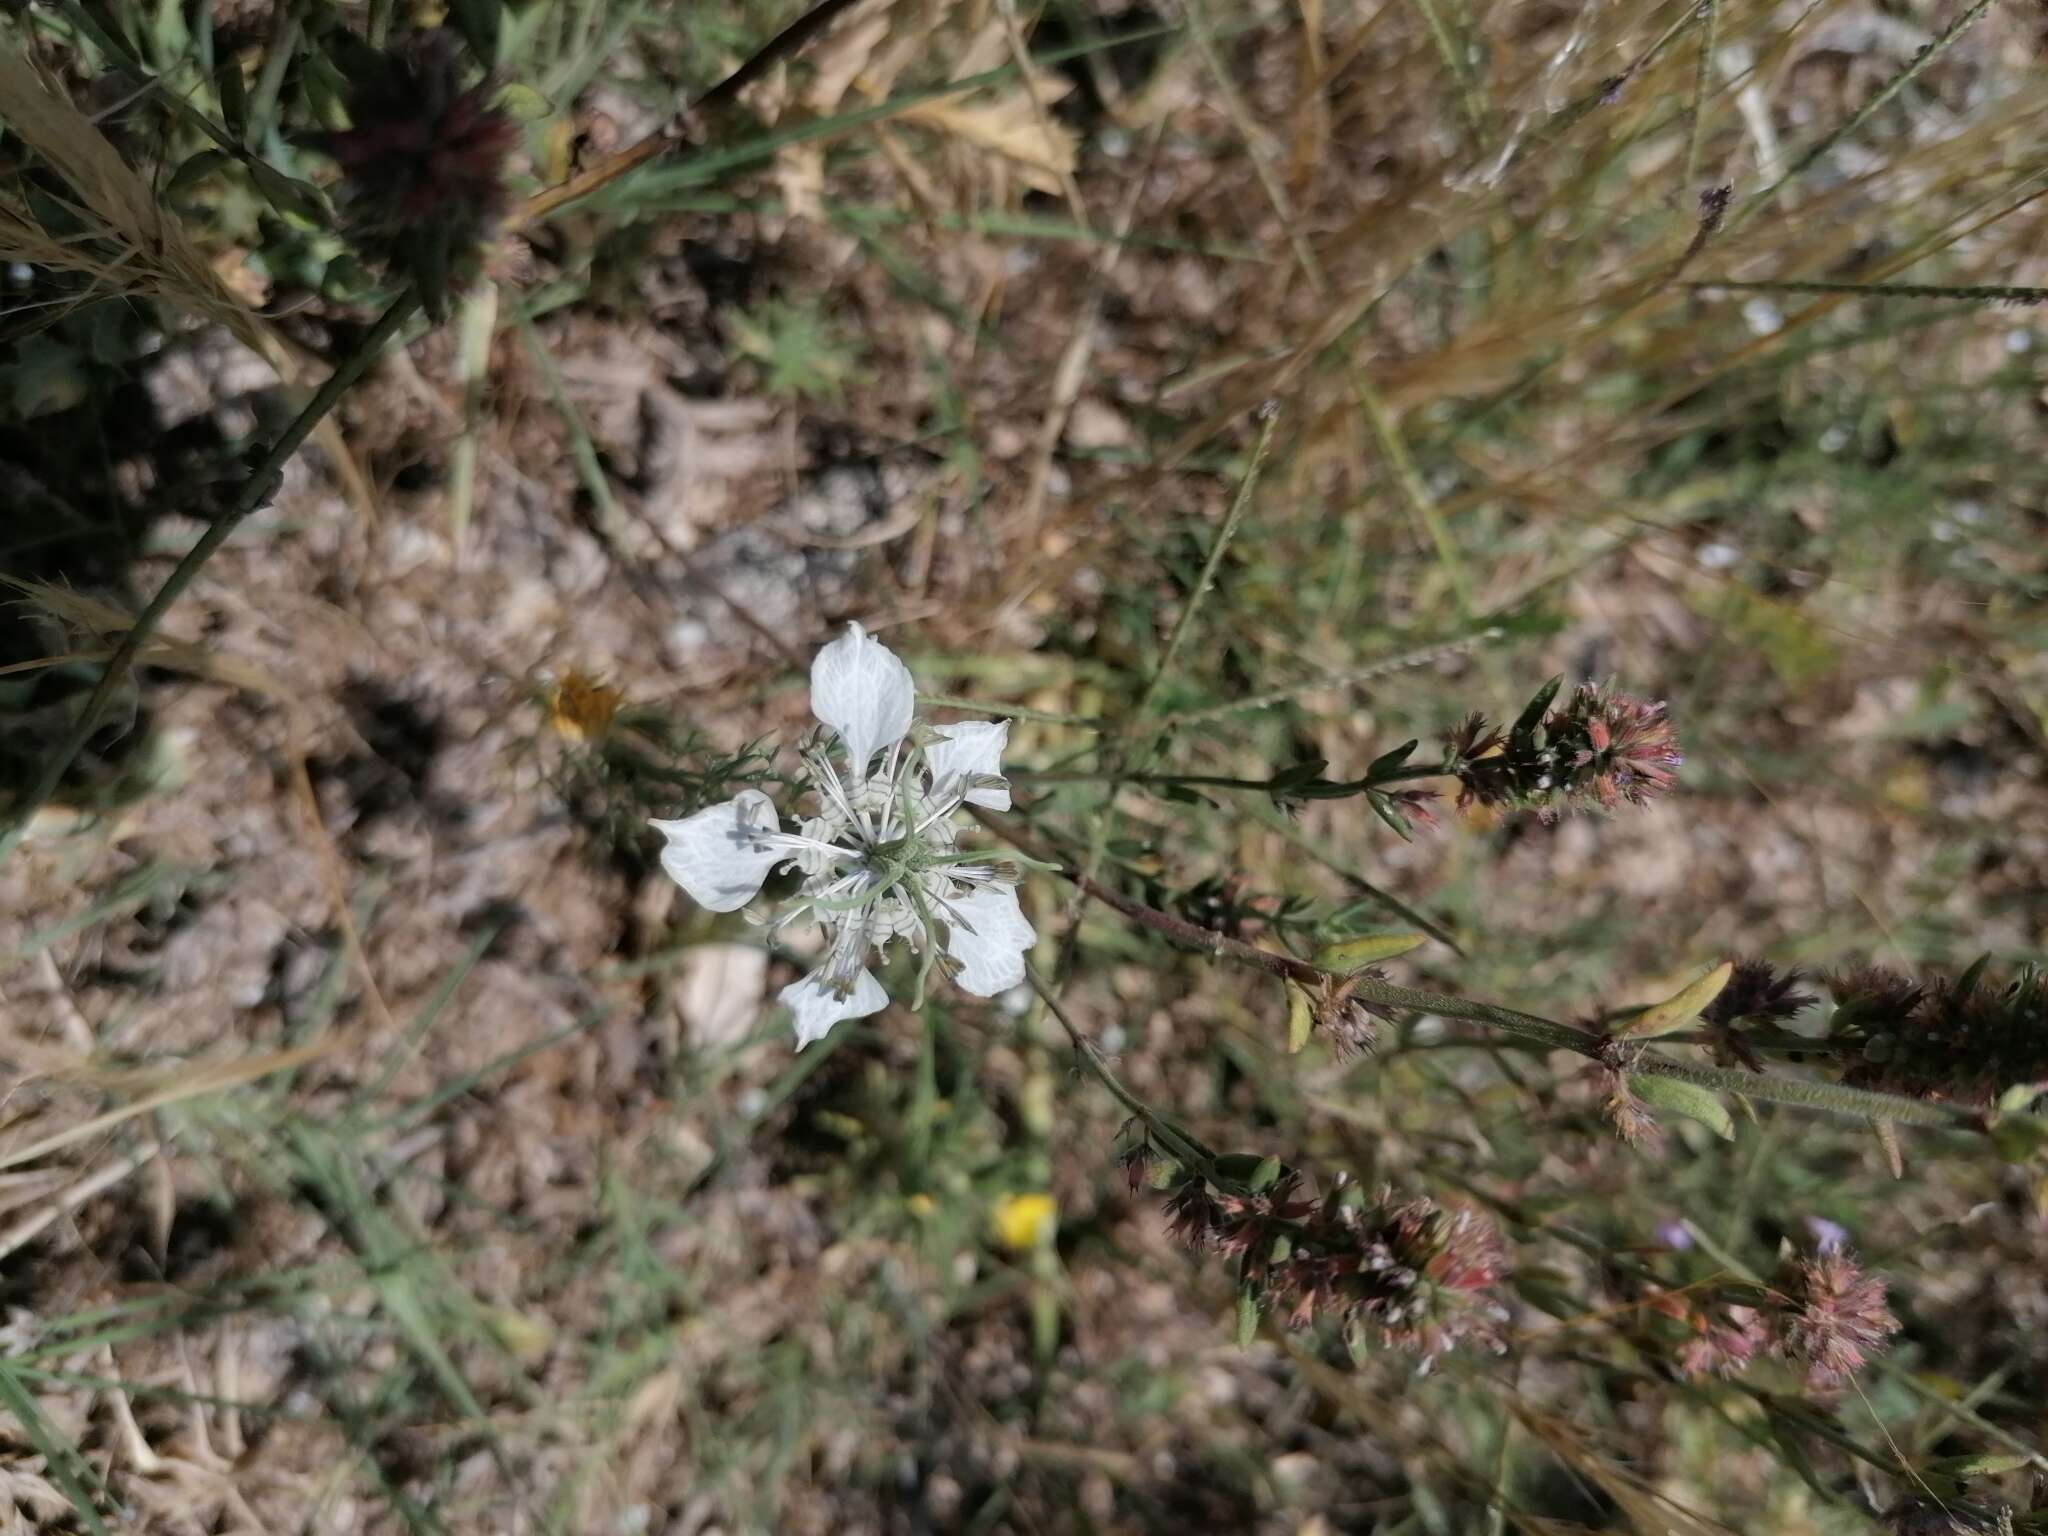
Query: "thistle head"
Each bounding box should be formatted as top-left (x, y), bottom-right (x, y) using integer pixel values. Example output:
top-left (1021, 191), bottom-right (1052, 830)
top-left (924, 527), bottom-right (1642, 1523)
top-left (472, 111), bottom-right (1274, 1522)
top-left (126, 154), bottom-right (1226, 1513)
top-left (323, 31), bottom-right (520, 317)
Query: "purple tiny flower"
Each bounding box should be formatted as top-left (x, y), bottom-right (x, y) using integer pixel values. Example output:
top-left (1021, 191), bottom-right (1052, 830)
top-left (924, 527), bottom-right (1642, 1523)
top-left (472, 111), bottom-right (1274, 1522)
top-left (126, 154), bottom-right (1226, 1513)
top-left (1804, 1216), bottom-right (1848, 1253)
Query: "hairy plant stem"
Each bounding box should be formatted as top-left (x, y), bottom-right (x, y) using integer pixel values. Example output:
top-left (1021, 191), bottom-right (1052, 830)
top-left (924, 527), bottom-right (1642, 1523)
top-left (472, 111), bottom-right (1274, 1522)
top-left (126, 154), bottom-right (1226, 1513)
top-left (981, 813), bottom-right (2037, 1140)
top-left (0, 292), bottom-right (423, 865)
top-left (1011, 764), bottom-right (1444, 795)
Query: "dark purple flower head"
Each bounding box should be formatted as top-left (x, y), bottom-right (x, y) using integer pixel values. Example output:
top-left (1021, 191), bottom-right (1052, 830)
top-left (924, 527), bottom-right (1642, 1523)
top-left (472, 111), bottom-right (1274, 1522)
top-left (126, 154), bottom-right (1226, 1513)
top-left (323, 32), bottom-right (520, 315)
top-left (1144, 1166), bottom-right (1510, 1364)
top-left (1118, 1139), bottom-right (1160, 1198)
top-left (1825, 966), bottom-right (1926, 1028)
top-left (1702, 959), bottom-right (1814, 1071)
top-left (1705, 960), bottom-right (1814, 1028)
top-left (1832, 964), bottom-right (2048, 1107)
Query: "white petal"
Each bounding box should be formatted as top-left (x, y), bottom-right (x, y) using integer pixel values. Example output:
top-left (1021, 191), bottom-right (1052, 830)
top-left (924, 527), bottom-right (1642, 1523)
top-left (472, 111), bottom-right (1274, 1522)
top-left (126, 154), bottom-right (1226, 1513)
top-left (811, 623), bottom-right (914, 780)
top-left (779, 966), bottom-right (888, 1048)
top-left (941, 883), bottom-right (1035, 997)
top-left (924, 719), bottom-right (1011, 811)
top-left (649, 789), bottom-right (783, 912)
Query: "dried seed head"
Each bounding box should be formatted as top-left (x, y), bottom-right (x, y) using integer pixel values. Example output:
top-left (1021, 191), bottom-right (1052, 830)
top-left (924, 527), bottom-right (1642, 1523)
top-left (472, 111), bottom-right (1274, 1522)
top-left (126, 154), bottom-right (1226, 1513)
top-left (1595, 1066), bottom-right (1665, 1153)
top-left (1886, 1499), bottom-right (2013, 1535)
top-left (1669, 1301), bottom-right (1768, 1380)
top-left (1314, 972), bottom-right (1385, 1060)
top-left (546, 671), bottom-right (623, 743)
top-left (1143, 1165), bottom-right (1510, 1364)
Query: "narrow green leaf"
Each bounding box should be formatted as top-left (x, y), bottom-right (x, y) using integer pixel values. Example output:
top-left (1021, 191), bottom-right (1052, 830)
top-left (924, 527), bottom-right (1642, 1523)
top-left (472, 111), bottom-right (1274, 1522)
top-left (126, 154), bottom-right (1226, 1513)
top-left (1632, 1074), bottom-right (1735, 1139)
top-left (1614, 961), bottom-right (1733, 1040)
top-left (1317, 931), bottom-right (1428, 972)
top-left (1368, 792), bottom-right (1415, 841)
top-left (1285, 981), bottom-right (1314, 1054)
top-left (1511, 675), bottom-right (1563, 738)
top-left (0, 1360), bottom-right (111, 1536)
top-left (492, 81), bottom-right (553, 120)
top-left (246, 158), bottom-right (331, 223)
top-left (1364, 738), bottom-right (1419, 779)
top-left (165, 147), bottom-right (234, 198)
top-left (1924, 1451), bottom-right (2036, 1477)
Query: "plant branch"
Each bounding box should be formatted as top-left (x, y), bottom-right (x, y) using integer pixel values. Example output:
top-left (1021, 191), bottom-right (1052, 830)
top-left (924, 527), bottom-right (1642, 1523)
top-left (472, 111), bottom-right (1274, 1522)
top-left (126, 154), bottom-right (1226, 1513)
top-left (979, 812), bottom-right (2041, 1140)
top-left (1726, 0), bottom-right (2001, 234)
top-left (1689, 277), bottom-right (2048, 306)
top-left (1012, 764), bottom-right (1444, 794)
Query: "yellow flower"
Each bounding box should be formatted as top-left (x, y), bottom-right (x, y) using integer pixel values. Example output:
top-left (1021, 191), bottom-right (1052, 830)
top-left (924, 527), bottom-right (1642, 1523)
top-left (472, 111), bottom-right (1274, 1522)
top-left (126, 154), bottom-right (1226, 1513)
top-left (906, 1193), bottom-right (936, 1218)
top-left (547, 671), bottom-right (623, 742)
top-left (989, 1192), bottom-right (1057, 1253)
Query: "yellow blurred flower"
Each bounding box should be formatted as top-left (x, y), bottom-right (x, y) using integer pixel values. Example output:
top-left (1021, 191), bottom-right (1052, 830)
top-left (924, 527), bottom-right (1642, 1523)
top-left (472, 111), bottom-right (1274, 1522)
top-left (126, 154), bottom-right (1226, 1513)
top-left (547, 671), bottom-right (623, 742)
top-left (906, 1192), bottom-right (936, 1218)
top-left (989, 1191), bottom-right (1057, 1253)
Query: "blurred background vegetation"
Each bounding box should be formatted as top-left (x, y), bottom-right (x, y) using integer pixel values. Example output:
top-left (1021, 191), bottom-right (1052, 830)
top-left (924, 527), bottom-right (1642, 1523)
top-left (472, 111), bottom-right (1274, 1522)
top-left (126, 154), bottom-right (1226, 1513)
top-left (0, 0), bottom-right (2044, 1530)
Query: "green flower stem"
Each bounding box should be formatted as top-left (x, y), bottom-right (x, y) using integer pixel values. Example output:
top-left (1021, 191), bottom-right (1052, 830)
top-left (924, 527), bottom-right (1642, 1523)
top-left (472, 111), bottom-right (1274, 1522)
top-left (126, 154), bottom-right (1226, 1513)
top-left (1025, 962), bottom-right (1218, 1181)
top-left (0, 291), bottom-right (423, 866)
top-left (1127, 408), bottom-right (1281, 742)
top-left (1625, 1054), bottom-right (1974, 1130)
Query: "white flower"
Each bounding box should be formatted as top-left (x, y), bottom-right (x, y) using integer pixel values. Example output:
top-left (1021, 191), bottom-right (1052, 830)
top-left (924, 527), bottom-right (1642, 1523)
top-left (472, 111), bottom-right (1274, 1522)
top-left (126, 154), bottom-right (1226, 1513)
top-left (650, 624), bottom-right (1036, 1047)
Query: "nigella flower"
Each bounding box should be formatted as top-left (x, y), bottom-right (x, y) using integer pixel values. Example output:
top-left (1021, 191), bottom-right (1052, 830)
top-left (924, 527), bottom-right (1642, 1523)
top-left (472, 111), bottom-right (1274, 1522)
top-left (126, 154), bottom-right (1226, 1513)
top-left (649, 625), bottom-right (1036, 1047)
